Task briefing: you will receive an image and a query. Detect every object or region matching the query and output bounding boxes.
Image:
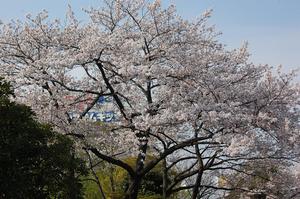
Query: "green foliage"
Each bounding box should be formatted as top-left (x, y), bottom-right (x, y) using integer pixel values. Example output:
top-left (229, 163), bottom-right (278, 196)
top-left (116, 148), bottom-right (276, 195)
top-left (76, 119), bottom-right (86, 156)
top-left (83, 157), bottom-right (176, 199)
top-left (0, 79), bottom-right (88, 198)
top-left (0, 77), bottom-right (13, 103)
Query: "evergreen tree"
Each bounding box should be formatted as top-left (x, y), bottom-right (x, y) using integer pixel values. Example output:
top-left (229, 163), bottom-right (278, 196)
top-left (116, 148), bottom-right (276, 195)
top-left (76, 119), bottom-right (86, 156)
top-left (0, 78), bottom-right (88, 198)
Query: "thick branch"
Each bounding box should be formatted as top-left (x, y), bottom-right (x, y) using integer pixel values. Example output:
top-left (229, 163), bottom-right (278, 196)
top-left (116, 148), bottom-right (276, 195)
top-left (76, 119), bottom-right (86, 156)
top-left (141, 134), bottom-right (214, 176)
top-left (95, 61), bottom-right (128, 120)
top-left (86, 147), bottom-right (135, 178)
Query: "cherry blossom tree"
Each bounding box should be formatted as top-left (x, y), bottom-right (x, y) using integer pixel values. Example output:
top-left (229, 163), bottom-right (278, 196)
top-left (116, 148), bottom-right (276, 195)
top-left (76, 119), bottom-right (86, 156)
top-left (0, 0), bottom-right (299, 198)
top-left (219, 159), bottom-right (300, 199)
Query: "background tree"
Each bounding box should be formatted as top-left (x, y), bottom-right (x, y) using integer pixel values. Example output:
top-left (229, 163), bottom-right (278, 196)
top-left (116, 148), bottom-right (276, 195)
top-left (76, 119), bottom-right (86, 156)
top-left (83, 156), bottom-right (180, 199)
top-left (0, 0), bottom-right (299, 198)
top-left (0, 78), bottom-right (88, 199)
top-left (221, 160), bottom-right (300, 199)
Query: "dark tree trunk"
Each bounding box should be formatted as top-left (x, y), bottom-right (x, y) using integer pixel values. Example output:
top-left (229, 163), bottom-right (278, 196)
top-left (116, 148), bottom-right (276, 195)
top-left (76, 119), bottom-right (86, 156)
top-left (109, 165), bottom-right (116, 193)
top-left (249, 193), bottom-right (267, 199)
top-left (162, 158), bottom-right (168, 199)
top-left (191, 170), bottom-right (203, 199)
top-left (125, 133), bottom-right (149, 199)
top-left (192, 130), bottom-right (204, 199)
top-left (125, 176), bottom-right (142, 199)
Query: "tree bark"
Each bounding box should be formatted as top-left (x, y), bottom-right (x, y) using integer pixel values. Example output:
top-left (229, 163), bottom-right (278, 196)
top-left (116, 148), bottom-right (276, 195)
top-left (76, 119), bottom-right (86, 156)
top-left (162, 158), bottom-right (168, 199)
top-left (192, 130), bottom-right (204, 199)
top-left (191, 170), bottom-right (203, 199)
top-left (125, 176), bottom-right (142, 199)
top-left (124, 133), bottom-right (149, 199)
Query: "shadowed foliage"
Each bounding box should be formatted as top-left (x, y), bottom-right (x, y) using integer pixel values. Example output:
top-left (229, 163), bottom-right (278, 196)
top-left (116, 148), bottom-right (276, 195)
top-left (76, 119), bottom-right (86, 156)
top-left (0, 78), bottom-right (88, 199)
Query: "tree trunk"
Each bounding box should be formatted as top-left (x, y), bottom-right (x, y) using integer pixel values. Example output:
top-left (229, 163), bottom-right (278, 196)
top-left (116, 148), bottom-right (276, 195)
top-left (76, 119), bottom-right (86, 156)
top-left (249, 193), bottom-right (266, 199)
top-left (124, 133), bottom-right (149, 199)
top-left (125, 176), bottom-right (141, 199)
top-left (192, 131), bottom-right (204, 199)
top-left (162, 158), bottom-right (168, 199)
top-left (191, 170), bottom-right (203, 199)
top-left (109, 164), bottom-right (116, 193)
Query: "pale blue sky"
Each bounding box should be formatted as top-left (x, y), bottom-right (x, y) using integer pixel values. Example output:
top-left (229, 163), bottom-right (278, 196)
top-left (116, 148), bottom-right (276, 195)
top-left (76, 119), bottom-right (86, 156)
top-left (0, 0), bottom-right (299, 76)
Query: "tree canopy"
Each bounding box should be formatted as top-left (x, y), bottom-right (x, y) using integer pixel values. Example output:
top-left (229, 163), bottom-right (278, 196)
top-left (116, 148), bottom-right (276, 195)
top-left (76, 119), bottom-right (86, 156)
top-left (0, 1), bottom-right (299, 198)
